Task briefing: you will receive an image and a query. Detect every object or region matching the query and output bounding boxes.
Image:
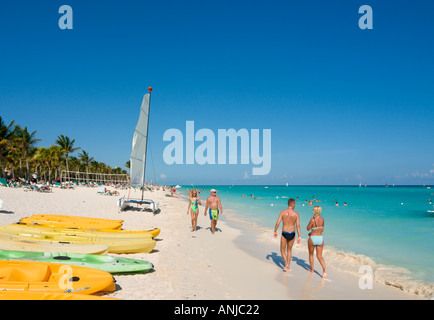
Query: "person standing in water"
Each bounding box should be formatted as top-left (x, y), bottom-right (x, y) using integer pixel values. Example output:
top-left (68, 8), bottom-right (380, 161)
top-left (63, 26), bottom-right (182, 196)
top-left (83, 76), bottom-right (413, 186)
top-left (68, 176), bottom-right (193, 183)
top-left (273, 198), bottom-right (301, 272)
top-left (306, 206), bottom-right (327, 278)
top-left (187, 189), bottom-right (201, 232)
top-left (204, 189), bottom-right (223, 234)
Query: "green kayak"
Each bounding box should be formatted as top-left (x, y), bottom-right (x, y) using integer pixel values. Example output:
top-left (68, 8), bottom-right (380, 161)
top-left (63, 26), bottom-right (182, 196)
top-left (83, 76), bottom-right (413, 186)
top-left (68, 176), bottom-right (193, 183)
top-left (0, 250), bottom-right (153, 274)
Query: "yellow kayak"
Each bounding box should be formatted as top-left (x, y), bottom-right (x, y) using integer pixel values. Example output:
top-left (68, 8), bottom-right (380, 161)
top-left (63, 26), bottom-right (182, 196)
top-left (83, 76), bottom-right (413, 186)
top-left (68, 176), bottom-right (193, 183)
top-left (20, 214), bottom-right (123, 230)
top-left (19, 214), bottom-right (160, 238)
top-left (0, 234), bottom-right (109, 255)
top-left (12, 223), bottom-right (160, 239)
top-left (0, 226), bottom-right (156, 254)
top-left (0, 260), bottom-right (116, 294)
top-left (97, 228), bottom-right (160, 239)
top-left (0, 291), bottom-right (119, 300)
top-left (6, 224), bottom-right (157, 240)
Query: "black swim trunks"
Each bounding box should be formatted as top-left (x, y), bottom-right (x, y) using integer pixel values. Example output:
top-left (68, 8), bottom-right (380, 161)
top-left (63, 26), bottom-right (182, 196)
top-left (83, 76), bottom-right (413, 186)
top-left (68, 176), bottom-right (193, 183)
top-left (282, 231), bottom-right (295, 241)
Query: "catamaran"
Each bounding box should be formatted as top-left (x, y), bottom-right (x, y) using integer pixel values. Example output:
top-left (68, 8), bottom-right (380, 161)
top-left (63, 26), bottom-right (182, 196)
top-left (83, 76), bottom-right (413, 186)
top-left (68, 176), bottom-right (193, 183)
top-left (118, 87), bottom-right (159, 213)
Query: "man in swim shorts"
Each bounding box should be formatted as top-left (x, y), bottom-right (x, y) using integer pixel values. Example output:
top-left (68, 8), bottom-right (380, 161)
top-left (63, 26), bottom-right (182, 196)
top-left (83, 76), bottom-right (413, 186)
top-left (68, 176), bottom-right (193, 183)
top-left (204, 189), bottom-right (223, 234)
top-left (273, 198), bottom-right (301, 272)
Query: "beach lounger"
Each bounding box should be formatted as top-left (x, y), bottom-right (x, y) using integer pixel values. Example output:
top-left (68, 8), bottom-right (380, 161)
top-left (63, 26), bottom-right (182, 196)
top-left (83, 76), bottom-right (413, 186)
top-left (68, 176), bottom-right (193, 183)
top-left (97, 187), bottom-right (112, 195)
top-left (60, 183), bottom-right (74, 190)
top-left (23, 185), bottom-right (34, 192)
top-left (0, 178), bottom-right (11, 188)
top-left (36, 185), bottom-right (52, 193)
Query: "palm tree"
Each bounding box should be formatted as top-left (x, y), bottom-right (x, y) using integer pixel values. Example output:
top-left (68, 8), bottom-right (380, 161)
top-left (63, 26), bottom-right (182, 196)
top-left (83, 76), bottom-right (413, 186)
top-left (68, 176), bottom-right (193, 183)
top-left (0, 116), bottom-right (16, 177)
top-left (46, 145), bottom-right (61, 182)
top-left (69, 156), bottom-right (80, 172)
top-left (49, 145), bottom-right (63, 182)
top-left (55, 135), bottom-right (80, 180)
top-left (15, 126), bottom-right (41, 181)
top-left (78, 150), bottom-right (94, 182)
top-left (32, 147), bottom-right (48, 180)
top-left (112, 167), bottom-right (122, 174)
top-left (1, 118), bottom-right (129, 184)
top-left (5, 141), bottom-right (20, 179)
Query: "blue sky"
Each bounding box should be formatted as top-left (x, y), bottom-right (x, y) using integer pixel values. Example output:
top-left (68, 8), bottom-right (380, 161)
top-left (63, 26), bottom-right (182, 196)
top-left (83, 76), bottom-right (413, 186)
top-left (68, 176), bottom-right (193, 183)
top-left (0, 0), bottom-right (433, 185)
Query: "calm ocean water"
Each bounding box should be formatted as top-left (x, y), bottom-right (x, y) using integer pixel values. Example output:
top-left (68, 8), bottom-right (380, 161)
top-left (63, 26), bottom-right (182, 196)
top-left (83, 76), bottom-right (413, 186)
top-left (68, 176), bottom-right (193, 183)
top-left (179, 185), bottom-right (434, 291)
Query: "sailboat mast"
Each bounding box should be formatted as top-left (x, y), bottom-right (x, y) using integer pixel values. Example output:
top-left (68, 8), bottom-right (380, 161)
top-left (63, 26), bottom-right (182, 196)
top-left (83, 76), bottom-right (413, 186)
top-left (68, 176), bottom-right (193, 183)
top-left (142, 86), bottom-right (152, 201)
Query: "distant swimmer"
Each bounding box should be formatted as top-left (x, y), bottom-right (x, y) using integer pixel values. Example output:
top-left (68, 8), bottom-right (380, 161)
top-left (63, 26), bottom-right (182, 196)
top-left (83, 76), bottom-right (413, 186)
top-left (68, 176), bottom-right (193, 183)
top-left (204, 189), bottom-right (223, 234)
top-left (273, 198), bottom-right (301, 272)
top-left (306, 206), bottom-right (327, 278)
top-left (335, 201), bottom-right (339, 206)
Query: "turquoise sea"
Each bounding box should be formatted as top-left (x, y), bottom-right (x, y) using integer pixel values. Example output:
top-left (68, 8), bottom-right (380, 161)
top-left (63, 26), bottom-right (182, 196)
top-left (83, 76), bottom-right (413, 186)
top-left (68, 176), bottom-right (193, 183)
top-left (178, 185), bottom-right (434, 296)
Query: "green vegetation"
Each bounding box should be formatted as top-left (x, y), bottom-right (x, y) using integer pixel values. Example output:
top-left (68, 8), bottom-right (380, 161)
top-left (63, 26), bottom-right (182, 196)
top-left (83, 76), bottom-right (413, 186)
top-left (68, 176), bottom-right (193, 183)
top-left (0, 115), bottom-right (127, 181)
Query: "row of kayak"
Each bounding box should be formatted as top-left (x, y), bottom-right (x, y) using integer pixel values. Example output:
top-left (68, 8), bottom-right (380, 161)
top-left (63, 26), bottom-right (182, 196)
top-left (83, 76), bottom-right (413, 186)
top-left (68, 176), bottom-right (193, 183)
top-left (0, 214), bottom-right (160, 254)
top-left (0, 214), bottom-right (160, 300)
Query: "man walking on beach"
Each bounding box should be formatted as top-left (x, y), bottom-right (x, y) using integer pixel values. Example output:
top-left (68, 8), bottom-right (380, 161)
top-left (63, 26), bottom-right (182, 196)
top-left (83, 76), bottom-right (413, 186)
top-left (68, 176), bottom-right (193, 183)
top-left (204, 189), bottom-right (223, 234)
top-left (273, 198), bottom-right (301, 272)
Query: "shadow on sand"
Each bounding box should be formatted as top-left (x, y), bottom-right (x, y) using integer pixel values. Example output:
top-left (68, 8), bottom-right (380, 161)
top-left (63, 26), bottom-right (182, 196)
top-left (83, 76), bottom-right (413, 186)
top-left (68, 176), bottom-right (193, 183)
top-left (266, 252), bottom-right (321, 276)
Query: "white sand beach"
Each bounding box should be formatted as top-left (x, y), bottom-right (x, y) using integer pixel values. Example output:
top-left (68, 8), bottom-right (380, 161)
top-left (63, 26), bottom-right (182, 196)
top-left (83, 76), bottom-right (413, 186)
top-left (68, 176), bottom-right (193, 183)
top-left (0, 185), bottom-right (426, 300)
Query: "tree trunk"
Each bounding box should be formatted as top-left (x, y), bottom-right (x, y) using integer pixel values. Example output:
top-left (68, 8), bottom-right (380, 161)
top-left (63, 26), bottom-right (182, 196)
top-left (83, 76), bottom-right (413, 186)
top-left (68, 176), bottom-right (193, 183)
top-left (0, 154), bottom-right (5, 178)
top-left (25, 153), bottom-right (30, 181)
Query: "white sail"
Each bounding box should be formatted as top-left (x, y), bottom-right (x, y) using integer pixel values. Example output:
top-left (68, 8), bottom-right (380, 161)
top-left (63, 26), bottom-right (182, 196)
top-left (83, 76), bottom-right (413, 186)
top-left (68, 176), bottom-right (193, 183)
top-left (130, 93), bottom-right (150, 186)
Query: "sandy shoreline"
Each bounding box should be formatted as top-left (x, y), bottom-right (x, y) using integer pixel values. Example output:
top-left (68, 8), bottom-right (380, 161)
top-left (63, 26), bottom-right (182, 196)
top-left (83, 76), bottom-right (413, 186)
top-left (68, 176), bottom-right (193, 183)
top-left (0, 185), bottom-right (426, 300)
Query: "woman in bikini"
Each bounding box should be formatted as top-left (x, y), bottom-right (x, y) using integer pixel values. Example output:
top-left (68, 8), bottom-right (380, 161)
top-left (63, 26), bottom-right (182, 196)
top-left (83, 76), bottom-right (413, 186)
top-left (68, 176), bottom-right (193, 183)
top-left (187, 189), bottom-right (201, 231)
top-left (306, 206), bottom-right (327, 278)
